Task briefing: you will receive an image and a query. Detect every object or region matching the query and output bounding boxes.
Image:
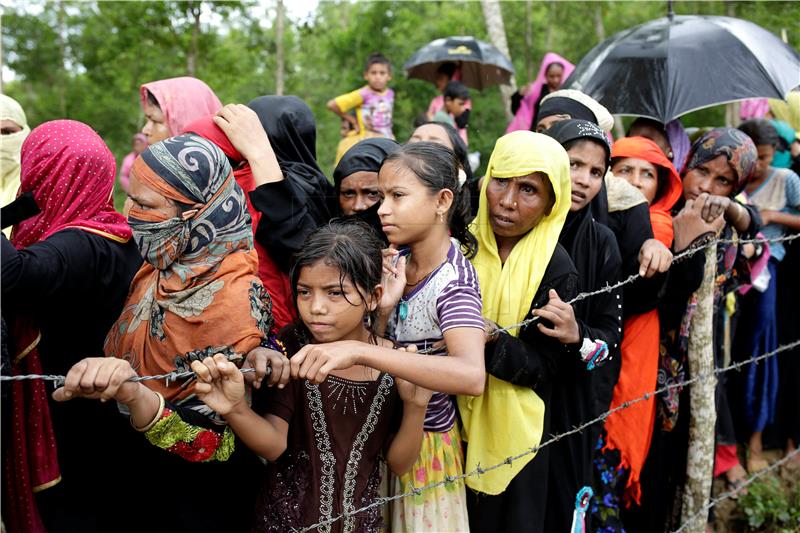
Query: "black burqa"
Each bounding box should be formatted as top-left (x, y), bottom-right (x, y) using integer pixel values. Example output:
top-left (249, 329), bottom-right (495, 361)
top-left (332, 137), bottom-right (399, 243)
top-left (544, 120), bottom-right (624, 532)
top-left (248, 95), bottom-right (335, 272)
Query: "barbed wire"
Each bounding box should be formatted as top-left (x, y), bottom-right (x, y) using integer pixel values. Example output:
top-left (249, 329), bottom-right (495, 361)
top-left (295, 337), bottom-right (800, 532)
top-left (673, 447), bottom-right (800, 533)
top-left (414, 232), bottom-right (800, 353)
top-left (0, 367), bottom-right (264, 387)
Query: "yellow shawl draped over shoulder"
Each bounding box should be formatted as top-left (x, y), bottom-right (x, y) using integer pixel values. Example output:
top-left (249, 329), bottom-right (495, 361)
top-left (458, 130), bottom-right (572, 495)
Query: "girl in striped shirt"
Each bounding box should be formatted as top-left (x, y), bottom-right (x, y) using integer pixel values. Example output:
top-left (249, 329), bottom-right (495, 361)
top-left (291, 142), bottom-right (486, 531)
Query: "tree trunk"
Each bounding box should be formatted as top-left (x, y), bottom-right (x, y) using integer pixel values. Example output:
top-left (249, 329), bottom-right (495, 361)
top-left (480, 0), bottom-right (515, 122)
top-left (681, 244), bottom-right (718, 532)
top-left (593, 4), bottom-right (605, 41)
top-left (543, 1), bottom-right (555, 53)
top-left (56, 0), bottom-right (67, 117)
top-left (275, 0), bottom-right (285, 95)
top-left (525, 0), bottom-right (533, 81)
top-left (187, 1), bottom-right (202, 77)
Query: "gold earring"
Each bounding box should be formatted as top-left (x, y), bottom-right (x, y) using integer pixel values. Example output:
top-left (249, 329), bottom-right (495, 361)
top-left (438, 212), bottom-right (444, 223)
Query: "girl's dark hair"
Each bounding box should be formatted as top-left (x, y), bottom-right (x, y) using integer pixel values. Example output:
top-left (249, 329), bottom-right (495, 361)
top-left (289, 218), bottom-right (384, 344)
top-left (545, 62), bottom-right (564, 74)
top-left (145, 89), bottom-right (160, 109)
top-left (416, 121), bottom-right (474, 182)
top-left (737, 119), bottom-right (779, 148)
top-left (382, 142), bottom-right (478, 258)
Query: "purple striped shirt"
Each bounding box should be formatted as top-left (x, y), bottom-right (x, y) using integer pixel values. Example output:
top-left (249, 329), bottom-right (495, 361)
top-left (387, 240), bottom-right (483, 432)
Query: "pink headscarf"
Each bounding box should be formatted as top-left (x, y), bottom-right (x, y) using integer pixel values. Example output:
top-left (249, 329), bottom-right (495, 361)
top-left (506, 52), bottom-right (575, 133)
top-left (140, 76), bottom-right (222, 137)
top-left (13, 120), bottom-right (132, 249)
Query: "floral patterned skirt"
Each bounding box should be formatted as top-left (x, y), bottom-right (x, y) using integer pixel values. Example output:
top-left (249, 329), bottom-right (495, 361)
top-left (392, 425), bottom-right (469, 532)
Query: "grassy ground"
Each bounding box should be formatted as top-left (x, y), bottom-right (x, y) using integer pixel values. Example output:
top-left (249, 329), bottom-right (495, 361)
top-left (713, 448), bottom-right (800, 532)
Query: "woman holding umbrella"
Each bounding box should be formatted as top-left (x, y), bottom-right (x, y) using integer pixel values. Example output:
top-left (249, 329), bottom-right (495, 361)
top-left (506, 53), bottom-right (574, 133)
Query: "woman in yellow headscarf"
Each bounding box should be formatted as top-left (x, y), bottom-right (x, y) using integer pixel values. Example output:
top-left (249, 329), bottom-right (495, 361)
top-left (459, 130), bottom-right (577, 531)
top-left (1, 94), bottom-right (31, 233)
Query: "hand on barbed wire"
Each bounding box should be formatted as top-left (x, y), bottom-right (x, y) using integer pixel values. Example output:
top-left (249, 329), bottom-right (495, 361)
top-left (243, 346), bottom-right (290, 389)
top-left (380, 247), bottom-right (406, 313)
top-left (191, 354), bottom-right (246, 417)
top-left (638, 238), bottom-right (673, 278)
top-left (213, 104), bottom-right (269, 163)
top-left (673, 193), bottom-right (726, 252)
top-left (291, 340), bottom-right (361, 384)
top-left (533, 289), bottom-right (581, 344)
top-left (699, 194), bottom-right (731, 224)
top-left (52, 357), bottom-right (141, 404)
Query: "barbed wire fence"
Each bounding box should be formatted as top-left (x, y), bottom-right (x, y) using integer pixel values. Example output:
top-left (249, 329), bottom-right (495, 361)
top-left (2, 232), bottom-right (798, 532)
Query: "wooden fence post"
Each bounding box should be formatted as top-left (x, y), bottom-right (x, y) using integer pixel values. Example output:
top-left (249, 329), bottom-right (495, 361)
top-left (681, 244), bottom-right (718, 531)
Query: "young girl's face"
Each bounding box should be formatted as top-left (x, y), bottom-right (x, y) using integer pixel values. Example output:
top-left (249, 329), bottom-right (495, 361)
top-left (377, 161), bottom-right (446, 246)
top-left (296, 261), bottom-right (375, 344)
top-left (566, 140), bottom-right (606, 212)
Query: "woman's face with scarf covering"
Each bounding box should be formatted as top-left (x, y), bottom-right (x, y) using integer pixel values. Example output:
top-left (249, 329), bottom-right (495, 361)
top-left (485, 172), bottom-right (555, 239)
top-left (566, 140), bottom-right (606, 211)
top-left (536, 114), bottom-right (571, 133)
top-left (1, 119), bottom-right (23, 135)
top-left (339, 171), bottom-right (380, 215)
top-left (142, 99), bottom-right (171, 145)
top-left (124, 167), bottom-right (182, 220)
top-left (682, 154), bottom-right (736, 200)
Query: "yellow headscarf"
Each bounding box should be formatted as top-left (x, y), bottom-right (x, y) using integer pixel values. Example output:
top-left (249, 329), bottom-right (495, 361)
top-left (1, 95), bottom-right (31, 234)
top-left (458, 130), bottom-right (572, 495)
top-left (769, 91), bottom-right (800, 132)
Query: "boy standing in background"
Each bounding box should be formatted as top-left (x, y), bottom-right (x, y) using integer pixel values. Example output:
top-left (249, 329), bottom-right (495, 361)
top-left (328, 53), bottom-right (395, 140)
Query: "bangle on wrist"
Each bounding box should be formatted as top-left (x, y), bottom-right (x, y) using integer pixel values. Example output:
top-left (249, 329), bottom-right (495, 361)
top-left (132, 392), bottom-right (165, 433)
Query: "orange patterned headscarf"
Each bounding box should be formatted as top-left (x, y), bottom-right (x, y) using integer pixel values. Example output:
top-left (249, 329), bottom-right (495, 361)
top-left (104, 135), bottom-right (272, 402)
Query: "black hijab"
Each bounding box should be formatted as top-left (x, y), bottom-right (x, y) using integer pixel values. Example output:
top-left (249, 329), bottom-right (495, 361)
top-left (332, 138), bottom-right (400, 243)
top-left (544, 119), bottom-right (612, 301)
top-left (247, 95), bottom-right (335, 221)
top-left (332, 137), bottom-right (399, 190)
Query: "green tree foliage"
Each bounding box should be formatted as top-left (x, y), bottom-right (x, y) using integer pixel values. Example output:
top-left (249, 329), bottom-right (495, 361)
top-left (3, 0), bottom-right (799, 188)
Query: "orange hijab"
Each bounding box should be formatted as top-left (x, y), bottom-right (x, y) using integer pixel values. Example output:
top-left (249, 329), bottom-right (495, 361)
top-left (104, 134), bottom-right (270, 402)
top-left (604, 136), bottom-right (682, 505)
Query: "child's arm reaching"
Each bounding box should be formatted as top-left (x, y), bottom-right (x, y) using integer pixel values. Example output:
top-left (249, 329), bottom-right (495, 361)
top-left (192, 355), bottom-right (289, 462)
top-left (289, 326), bottom-right (486, 397)
top-left (386, 377), bottom-right (431, 475)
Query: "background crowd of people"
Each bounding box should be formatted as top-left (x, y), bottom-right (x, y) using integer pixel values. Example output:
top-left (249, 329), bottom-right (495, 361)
top-left (1, 44), bottom-right (799, 533)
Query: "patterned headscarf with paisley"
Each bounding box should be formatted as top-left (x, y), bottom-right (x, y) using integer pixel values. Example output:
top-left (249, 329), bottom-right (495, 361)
top-left (105, 134), bottom-right (272, 402)
top-left (684, 127), bottom-right (757, 194)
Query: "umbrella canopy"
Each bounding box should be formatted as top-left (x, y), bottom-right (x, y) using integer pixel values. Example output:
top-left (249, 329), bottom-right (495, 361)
top-left (564, 15), bottom-right (800, 123)
top-left (404, 36), bottom-right (515, 90)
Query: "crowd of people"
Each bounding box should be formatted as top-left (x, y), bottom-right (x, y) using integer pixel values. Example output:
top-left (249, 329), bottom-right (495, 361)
top-left (1, 48), bottom-right (799, 533)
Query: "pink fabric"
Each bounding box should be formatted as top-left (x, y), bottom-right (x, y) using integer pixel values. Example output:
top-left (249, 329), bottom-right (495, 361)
top-left (506, 52), bottom-right (575, 133)
top-left (739, 98), bottom-right (770, 121)
top-left (714, 444), bottom-right (740, 477)
top-left (118, 152), bottom-right (136, 192)
top-left (13, 120), bottom-right (132, 249)
top-left (737, 232), bottom-right (771, 296)
top-left (140, 77), bottom-right (222, 137)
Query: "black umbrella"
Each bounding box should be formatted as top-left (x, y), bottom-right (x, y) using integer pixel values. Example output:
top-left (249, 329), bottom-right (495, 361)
top-left (404, 36), bottom-right (515, 91)
top-left (564, 15), bottom-right (800, 123)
